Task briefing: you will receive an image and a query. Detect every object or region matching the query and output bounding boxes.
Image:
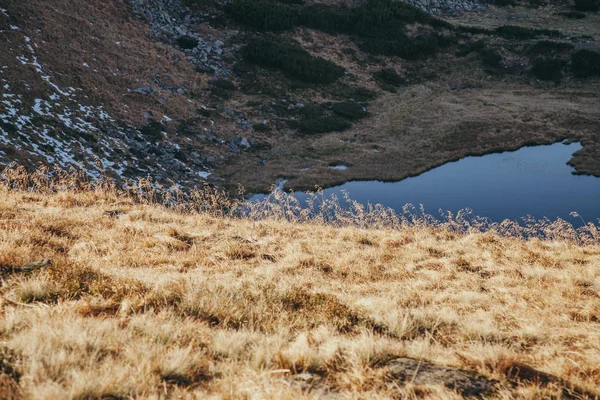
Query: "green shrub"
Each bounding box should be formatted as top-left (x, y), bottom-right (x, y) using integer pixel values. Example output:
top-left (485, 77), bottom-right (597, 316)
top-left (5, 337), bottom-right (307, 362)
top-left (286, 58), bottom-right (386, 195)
top-left (244, 37), bottom-right (345, 84)
top-left (299, 116), bottom-right (352, 134)
top-left (361, 34), bottom-right (443, 59)
top-left (558, 11), bottom-right (587, 19)
top-left (332, 101), bottom-right (368, 120)
top-left (209, 80), bottom-right (236, 100)
top-left (225, 0), bottom-right (299, 31)
top-left (456, 26), bottom-right (494, 35)
top-left (298, 104), bottom-right (326, 119)
top-left (331, 86), bottom-right (378, 101)
top-left (140, 121), bottom-right (165, 141)
top-left (531, 57), bottom-right (567, 81)
top-left (490, 0), bottom-right (516, 6)
top-left (571, 49), bottom-right (600, 78)
top-left (253, 123), bottom-right (271, 132)
top-left (481, 49), bottom-right (502, 68)
top-left (527, 41), bottom-right (574, 55)
top-left (373, 68), bottom-right (405, 86)
top-left (574, 0), bottom-right (599, 12)
top-left (495, 25), bottom-right (562, 40)
top-left (212, 79), bottom-right (237, 90)
top-left (177, 36), bottom-right (199, 49)
top-left (455, 40), bottom-right (486, 57)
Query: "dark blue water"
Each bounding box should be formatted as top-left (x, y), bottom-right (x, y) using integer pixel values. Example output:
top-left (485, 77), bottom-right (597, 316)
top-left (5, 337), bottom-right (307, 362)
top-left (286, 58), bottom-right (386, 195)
top-left (251, 142), bottom-right (600, 224)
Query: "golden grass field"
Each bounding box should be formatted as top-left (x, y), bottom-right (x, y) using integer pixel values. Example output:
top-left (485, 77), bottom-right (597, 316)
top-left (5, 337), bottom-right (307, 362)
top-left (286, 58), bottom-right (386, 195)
top-left (1, 169), bottom-right (600, 399)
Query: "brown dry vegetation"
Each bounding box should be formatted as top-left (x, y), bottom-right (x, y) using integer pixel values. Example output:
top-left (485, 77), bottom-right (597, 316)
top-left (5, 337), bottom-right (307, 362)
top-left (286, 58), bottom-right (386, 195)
top-left (1, 172), bottom-right (600, 398)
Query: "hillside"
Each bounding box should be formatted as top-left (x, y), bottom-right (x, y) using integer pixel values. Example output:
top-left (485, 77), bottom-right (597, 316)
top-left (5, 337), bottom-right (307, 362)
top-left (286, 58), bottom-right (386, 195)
top-left (2, 0), bottom-right (600, 193)
top-left (1, 172), bottom-right (600, 399)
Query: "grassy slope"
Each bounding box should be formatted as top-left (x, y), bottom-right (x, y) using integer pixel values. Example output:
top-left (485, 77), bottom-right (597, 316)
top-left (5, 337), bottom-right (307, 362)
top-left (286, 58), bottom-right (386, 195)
top-left (1, 187), bottom-right (600, 399)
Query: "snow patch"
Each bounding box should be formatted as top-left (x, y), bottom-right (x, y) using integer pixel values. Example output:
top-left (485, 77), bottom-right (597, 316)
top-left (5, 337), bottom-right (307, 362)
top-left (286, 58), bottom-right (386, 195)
top-left (329, 165), bottom-right (349, 171)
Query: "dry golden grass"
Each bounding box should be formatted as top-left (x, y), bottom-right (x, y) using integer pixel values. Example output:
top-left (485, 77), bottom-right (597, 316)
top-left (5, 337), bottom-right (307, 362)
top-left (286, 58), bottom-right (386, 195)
top-left (1, 174), bottom-right (600, 399)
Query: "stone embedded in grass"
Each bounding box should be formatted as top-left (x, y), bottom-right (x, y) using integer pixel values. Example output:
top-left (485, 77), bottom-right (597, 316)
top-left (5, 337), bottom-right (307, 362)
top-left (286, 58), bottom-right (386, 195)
top-left (383, 357), bottom-right (497, 397)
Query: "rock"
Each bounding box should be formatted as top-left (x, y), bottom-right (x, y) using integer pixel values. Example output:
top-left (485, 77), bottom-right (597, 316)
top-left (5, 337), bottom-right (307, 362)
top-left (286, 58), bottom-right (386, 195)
top-left (176, 88), bottom-right (186, 95)
top-left (229, 143), bottom-right (240, 153)
top-left (214, 40), bottom-right (224, 48)
top-left (239, 137), bottom-right (250, 148)
top-left (384, 358), bottom-right (496, 397)
top-left (143, 111), bottom-right (153, 119)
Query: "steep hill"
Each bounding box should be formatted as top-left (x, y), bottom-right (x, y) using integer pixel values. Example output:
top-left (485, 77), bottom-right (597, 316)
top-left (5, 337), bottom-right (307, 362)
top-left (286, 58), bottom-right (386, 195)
top-left (1, 172), bottom-right (600, 399)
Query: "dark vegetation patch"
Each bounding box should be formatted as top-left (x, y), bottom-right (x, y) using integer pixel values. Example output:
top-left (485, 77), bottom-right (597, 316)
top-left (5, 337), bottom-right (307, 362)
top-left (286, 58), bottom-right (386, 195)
top-left (494, 25), bottom-right (562, 40)
top-left (140, 121), bottom-right (165, 141)
top-left (252, 122), bottom-right (271, 132)
top-left (225, 0), bottom-right (299, 31)
top-left (228, 0), bottom-right (454, 60)
top-left (243, 37), bottom-right (345, 84)
top-left (373, 68), bottom-right (406, 88)
top-left (558, 10), bottom-right (587, 19)
top-left (299, 116), bottom-right (352, 134)
top-left (455, 39), bottom-right (486, 57)
top-left (531, 57), bottom-right (567, 81)
top-left (210, 79), bottom-right (237, 100)
top-left (488, 0), bottom-right (516, 6)
top-left (527, 40), bottom-right (574, 55)
top-left (332, 101), bottom-right (368, 120)
top-left (177, 35), bottom-right (199, 49)
top-left (571, 49), bottom-right (600, 78)
top-left (480, 49), bottom-right (503, 69)
top-left (574, 0), bottom-right (599, 12)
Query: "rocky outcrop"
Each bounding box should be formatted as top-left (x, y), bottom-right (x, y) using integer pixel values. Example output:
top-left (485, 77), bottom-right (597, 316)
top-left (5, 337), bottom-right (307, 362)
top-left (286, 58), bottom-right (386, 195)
top-left (404, 0), bottom-right (486, 14)
top-left (128, 0), bottom-right (233, 77)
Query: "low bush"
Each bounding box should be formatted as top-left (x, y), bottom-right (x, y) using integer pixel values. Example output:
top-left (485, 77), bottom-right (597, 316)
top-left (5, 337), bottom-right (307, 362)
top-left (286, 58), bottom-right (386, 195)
top-left (177, 36), bottom-right (199, 49)
top-left (455, 40), bottom-right (486, 57)
top-left (527, 41), bottom-right (574, 55)
top-left (558, 11), bottom-right (587, 19)
top-left (531, 57), bottom-right (567, 81)
top-left (209, 80), bottom-right (236, 100)
top-left (373, 68), bottom-right (406, 86)
top-left (495, 25), bottom-right (562, 40)
top-left (481, 49), bottom-right (503, 68)
top-left (489, 0), bottom-right (516, 6)
top-left (298, 104), bottom-right (326, 119)
top-left (140, 121), bottom-right (165, 141)
top-left (574, 0), bottom-right (599, 12)
top-left (332, 101), bottom-right (368, 120)
top-left (244, 37), bottom-right (345, 84)
top-left (225, 0), bottom-right (299, 31)
top-left (361, 34), bottom-right (443, 59)
top-left (212, 80), bottom-right (236, 90)
top-left (571, 49), bottom-right (600, 78)
top-left (252, 123), bottom-right (271, 132)
top-left (299, 116), bottom-right (352, 134)
top-left (456, 26), bottom-right (494, 35)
